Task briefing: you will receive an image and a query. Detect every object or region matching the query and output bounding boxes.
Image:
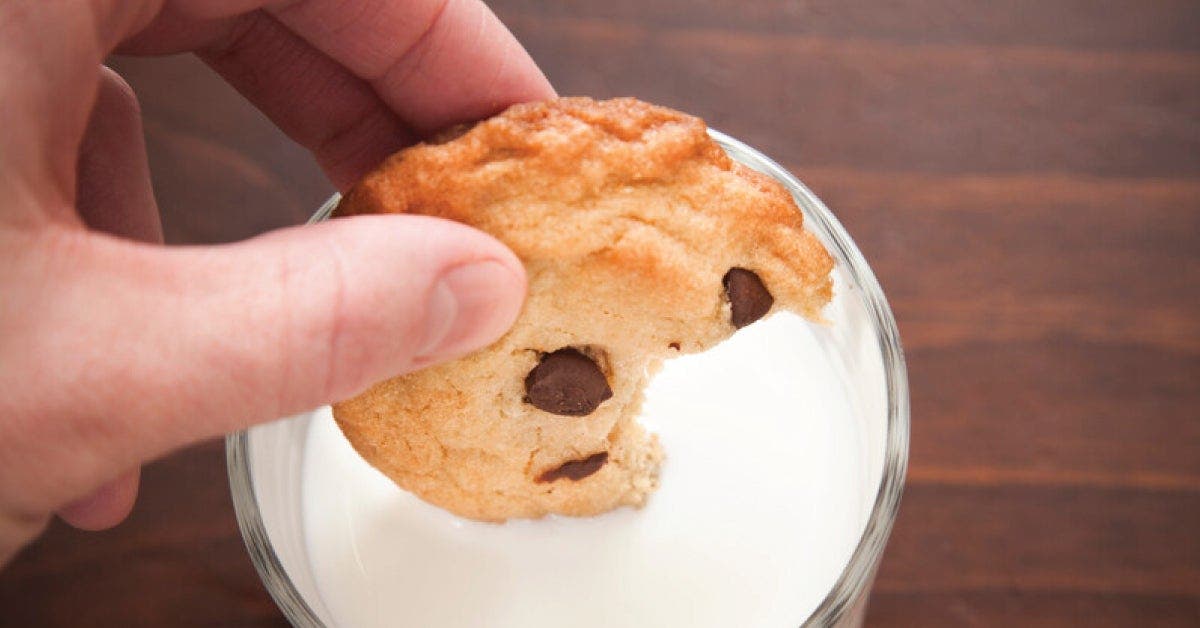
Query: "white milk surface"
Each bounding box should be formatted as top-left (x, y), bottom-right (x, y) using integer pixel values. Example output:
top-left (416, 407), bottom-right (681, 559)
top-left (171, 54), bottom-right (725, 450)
top-left (301, 312), bottom-right (870, 627)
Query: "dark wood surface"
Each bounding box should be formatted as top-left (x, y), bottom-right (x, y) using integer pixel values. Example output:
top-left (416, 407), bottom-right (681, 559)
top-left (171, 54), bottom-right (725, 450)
top-left (2, 1), bottom-right (1198, 625)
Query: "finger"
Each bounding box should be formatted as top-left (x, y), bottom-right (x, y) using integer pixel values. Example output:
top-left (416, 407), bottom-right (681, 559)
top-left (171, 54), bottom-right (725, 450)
top-left (56, 469), bottom-right (139, 531)
top-left (0, 1), bottom-right (160, 212)
top-left (4, 216), bottom-right (526, 515)
top-left (67, 65), bottom-right (162, 529)
top-left (129, 0), bottom-right (558, 133)
top-left (76, 66), bottom-right (163, 243)
top-left (4, 0), bottom-right (553, 203)
top-left (117, 5), bottom-right (239, 55)
top-left (196, 12), bottom-right (415, 189)
top-left (268, 0), bottom-right (556, 135)
top-left (0, 510), bottom-right (47, 568)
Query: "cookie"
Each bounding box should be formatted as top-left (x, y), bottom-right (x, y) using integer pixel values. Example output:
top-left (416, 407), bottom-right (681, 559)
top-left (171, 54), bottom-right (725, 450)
top-left (332, 97), bottom-right (833, 521)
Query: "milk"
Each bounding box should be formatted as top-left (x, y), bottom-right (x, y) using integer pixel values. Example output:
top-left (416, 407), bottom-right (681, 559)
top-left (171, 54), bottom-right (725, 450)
top-left (299, 312), bottom-right (870, 627)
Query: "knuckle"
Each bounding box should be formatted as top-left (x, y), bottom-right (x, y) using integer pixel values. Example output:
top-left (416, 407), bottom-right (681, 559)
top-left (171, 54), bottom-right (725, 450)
top-left (274, 236), bottom-right (360, 410)
top-left (316, 238), bottom-right (355, 402)
top-left (369, 0), bottom-right (452, 83)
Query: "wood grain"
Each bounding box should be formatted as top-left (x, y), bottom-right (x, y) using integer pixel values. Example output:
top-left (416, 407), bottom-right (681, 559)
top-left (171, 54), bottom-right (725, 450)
top-left (1, 0), bottom-right (1197, 625)
top-left (0, 442), bottom-right (288, 627)
top-left (867, 591), bottom-right (1200, 627)
top-left (509, 15), bottom-right (1200, 178)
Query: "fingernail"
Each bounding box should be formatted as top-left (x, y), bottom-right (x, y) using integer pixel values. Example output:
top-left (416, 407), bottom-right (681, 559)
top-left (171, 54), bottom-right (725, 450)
top-left (415, 260), bottom-right (523, 362)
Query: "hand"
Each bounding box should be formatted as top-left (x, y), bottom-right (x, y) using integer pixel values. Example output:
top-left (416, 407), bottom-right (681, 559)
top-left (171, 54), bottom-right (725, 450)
top-left (0, 0), bottom-right (554, 565)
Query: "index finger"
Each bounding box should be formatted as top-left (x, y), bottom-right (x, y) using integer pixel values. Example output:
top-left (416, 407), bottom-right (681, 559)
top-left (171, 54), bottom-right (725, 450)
top-left (265, 0), bottom-right (555, 135)
top-left (138, 0), bottom-right (557, 135)
top-left (2, 0), bottom-right (554, 201)
top-left (132, 0), bottom-right (555, 185)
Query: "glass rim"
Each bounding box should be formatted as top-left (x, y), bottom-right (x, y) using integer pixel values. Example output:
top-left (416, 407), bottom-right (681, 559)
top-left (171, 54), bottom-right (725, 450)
top-left (226, 128), bottom-right (910, 627)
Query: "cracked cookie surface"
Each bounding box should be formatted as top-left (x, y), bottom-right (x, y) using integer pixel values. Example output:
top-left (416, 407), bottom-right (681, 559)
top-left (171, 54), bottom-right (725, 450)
top-left (332, 97), bottom-right (833, 521)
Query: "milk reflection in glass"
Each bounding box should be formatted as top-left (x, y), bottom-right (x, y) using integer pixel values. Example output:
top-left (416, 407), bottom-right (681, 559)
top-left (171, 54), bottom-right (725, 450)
top-left (301, 311), bottom-right (870, 627)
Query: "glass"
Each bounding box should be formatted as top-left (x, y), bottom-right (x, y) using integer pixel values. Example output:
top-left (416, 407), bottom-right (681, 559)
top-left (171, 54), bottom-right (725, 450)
top-left (226, 130), bottom-right (910, 627)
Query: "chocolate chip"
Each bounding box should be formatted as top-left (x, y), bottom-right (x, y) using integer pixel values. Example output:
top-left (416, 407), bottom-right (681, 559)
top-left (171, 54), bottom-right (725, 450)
top-left (723, 268), bottom-right (774, 328)
top-left (536, 452), bottom-right (609, 482)
top-left (524, 348), bottom-right (612, 416)
top-left (669, 342), bottom-right (681, 350)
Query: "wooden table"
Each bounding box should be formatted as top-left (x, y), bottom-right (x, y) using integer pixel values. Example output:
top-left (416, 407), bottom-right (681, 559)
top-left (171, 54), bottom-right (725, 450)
top-left (2, 1), bottom-right (1197, 625)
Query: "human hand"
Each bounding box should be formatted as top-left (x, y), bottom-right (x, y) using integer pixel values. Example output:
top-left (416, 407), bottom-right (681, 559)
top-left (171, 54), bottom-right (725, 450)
top-left (0, 0), bottom-right (554, 565)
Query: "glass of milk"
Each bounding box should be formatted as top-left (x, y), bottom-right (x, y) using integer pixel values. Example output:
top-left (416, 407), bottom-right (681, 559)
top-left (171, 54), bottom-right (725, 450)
top-left (227, 131), bottom-right (910, 628)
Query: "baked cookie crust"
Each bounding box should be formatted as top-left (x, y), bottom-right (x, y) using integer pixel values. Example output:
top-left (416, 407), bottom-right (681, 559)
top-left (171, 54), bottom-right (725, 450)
top-left (333, 97), bottom-right (833, 521)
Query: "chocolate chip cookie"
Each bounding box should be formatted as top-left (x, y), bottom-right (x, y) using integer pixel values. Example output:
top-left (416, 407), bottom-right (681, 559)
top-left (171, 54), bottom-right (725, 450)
top-left (332, 97), bottom-right (833, 521)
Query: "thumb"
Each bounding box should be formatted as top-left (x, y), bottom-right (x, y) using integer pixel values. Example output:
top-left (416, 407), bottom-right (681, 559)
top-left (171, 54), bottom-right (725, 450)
top-left (7, 215), bottom-right (525, 514)
top-left (138, 214), bottom-right (527, 432)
